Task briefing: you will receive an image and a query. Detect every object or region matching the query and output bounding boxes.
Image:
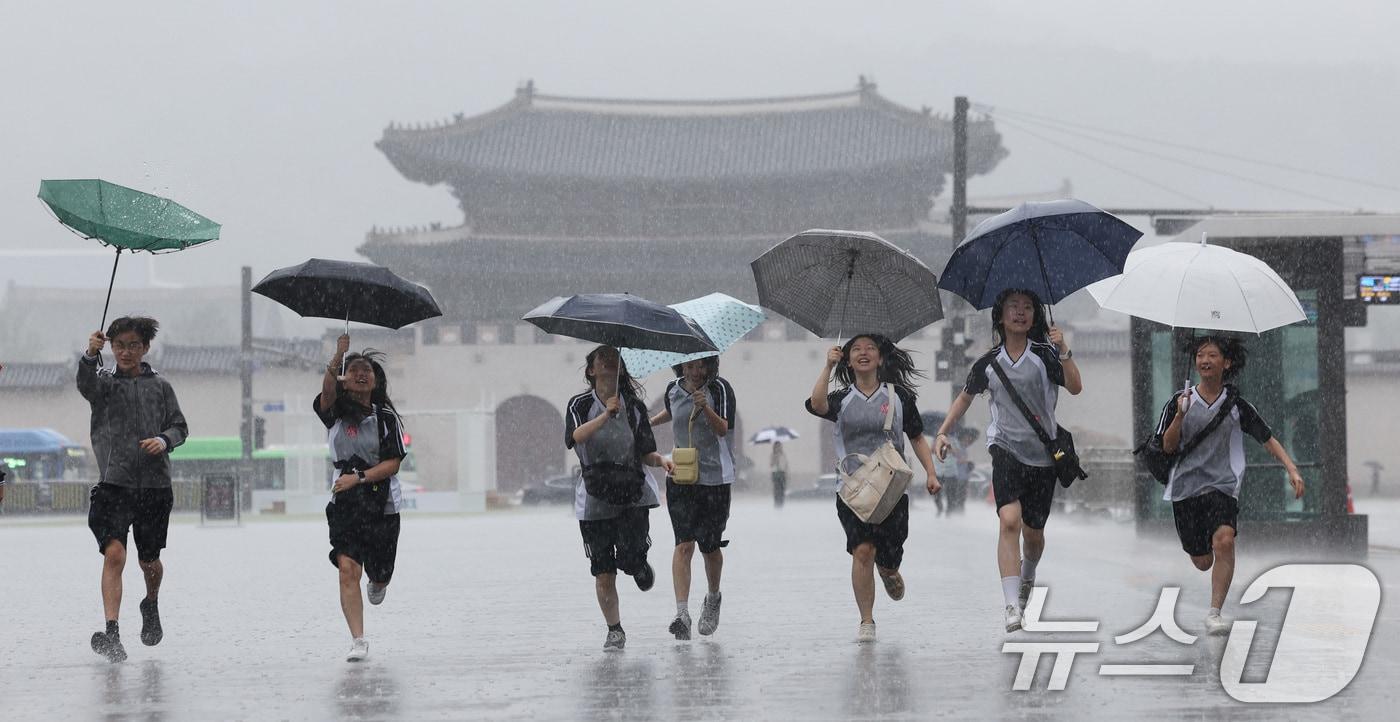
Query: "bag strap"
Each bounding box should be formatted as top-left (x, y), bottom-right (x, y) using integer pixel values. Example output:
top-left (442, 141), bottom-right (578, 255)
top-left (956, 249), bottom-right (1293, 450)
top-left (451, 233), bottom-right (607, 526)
top-left (1176, 387), bottom-right (1236, 458)
top-left (988, 356), bottom-right (1055, 447)
top-left (882, 383), bottom-right (896, 433)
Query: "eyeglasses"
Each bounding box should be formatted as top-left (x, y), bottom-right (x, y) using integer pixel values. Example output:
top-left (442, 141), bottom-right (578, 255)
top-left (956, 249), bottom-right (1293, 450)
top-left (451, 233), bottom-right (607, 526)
top-left (112, 342), bottom-right (145, 353)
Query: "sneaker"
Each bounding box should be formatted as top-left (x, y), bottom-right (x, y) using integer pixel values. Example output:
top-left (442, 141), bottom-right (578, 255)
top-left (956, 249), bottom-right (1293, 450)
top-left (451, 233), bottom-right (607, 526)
top-left (669, 610), bottom-right (692, 640)
top-left (91, 629), bottom-right (128, 663)
top-left (698, 593), bottom-right (722, 636)
top-left (1205, 611), bottom-right (1230, 636)
top-left (139, 598), bottom-right (163, 646)
top-left (633, 562), bottom-right (655, 592)
top-left (367, 582), bottom-right (387, 606)
top-left (880, 571), bottom-right (905, 601)
top-left (1017, 577), bottom-right (1035, 611)
top-left (1005, 604), bottom-right (1023, 633)
top-left (604, 628), bottom-right (627, 650)
top-left (857, 621), bottom-right (877, 644)
top-left (346, 637), bottom-right (369, 662)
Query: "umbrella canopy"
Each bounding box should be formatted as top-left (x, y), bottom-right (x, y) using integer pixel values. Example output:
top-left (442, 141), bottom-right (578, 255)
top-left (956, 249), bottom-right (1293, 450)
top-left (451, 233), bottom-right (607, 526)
top-left (750, 229), bottom-right (944, 342)
top-left (1085, 235), bottom-right (1306, 333)
top-left (38, 179), bottom-right (220, 252)
top-left (252, 258), bottom-right (442, 330)
top-left (938, 199), bottom-right (1141, 310)
top-left (750, 426), bottom-right (800, 444)
top-left (522, 293), bottom-right (718, 354)
top-left (38, 179), bottom-right (222, 331)
top-left (619, 293), bottom-right (766, 378)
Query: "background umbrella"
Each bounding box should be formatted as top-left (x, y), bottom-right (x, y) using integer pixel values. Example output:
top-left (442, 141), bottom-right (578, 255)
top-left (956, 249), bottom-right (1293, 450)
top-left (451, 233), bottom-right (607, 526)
top-left (751, 229), bottom-right (944, 342)
top-left (38, 179), bottom-right (221, 330)
top-left (523, 293), bottom-right (718, 354)
top-left (619, 292), bottom-right (766, 378)
top-left (1085, 233), bottom-right (1306, 333)
top-left (252, 258), bottom-right (443, 330)
top-left (750, 426), bottom-right (800, 444)
top-left (938, 199), bottom-right (1141, 319)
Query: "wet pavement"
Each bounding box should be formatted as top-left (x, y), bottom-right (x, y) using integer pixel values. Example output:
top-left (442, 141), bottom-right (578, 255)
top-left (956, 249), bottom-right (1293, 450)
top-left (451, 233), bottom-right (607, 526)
top-left (2, 494), bottom-right (1398, 720)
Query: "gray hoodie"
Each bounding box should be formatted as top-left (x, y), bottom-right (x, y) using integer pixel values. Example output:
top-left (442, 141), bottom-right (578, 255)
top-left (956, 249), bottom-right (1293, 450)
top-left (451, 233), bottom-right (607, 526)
top-left (76, 355), bottom-right (189, 488)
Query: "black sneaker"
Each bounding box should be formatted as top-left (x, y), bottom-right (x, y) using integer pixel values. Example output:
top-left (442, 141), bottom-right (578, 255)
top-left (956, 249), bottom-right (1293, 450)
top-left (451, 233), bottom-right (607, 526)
top-left (140, 598), bottom-right (163, 647)
top-left (633, 562), bottom-right (655, 592)
top-left (91, 629), bottom-right (128, 663)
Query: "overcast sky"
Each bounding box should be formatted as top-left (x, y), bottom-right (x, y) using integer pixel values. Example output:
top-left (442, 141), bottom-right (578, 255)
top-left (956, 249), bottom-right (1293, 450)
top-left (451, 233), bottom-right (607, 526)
top-left (3, 0), bottom-right (1398, 289)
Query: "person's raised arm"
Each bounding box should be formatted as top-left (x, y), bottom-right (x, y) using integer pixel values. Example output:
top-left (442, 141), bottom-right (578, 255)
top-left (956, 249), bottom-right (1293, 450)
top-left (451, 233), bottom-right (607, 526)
top-left (808, 347), bottom-right (841, 415)
top-left (319, 334), bottom-right (350, 414)
top-left (1049, 326), bottom-right (1083, 395)
top-left (76, 331), bottom-right (108, 401)
top-left (1161, 393), bottom-right (1188, 454)
top-left (571, 395), bottom-right (620, 445)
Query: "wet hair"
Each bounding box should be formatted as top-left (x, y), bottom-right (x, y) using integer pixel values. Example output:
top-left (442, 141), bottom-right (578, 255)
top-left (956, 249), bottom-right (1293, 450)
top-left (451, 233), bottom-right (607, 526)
top-left (990, 288), bottom-right (1050, 347)
top-left (1183, 335), bottom-right (1248, 382)
top-left (337, 349), bottom-right (398, 413)
top-left (671, 356), bottom-right (719, 382)
top-left (833, 333), bottom-right (925, 400)
top-left (583, 345), bottom-right (645, 404)
top-left (106, 316), bottom-right (159, 345)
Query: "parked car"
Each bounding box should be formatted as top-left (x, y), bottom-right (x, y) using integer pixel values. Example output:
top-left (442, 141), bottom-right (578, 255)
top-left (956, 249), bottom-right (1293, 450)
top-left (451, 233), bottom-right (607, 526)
top-left (520, 469), bottom-right (580, 505)
top-left (786, 473), bottom-right (842, 501)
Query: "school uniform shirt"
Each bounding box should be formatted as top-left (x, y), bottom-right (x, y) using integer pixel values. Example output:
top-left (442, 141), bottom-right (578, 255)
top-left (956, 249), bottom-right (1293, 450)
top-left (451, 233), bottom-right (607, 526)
top-left (663, 376), bottom-right (737, 486)
top-left (565, 390), bottom-right (662, 521)
top-left (965, 342), bottom-right (1065, 467)
top-left (806, 384), bottom-right (923, 496)
top-left (1154, 386), bottom-right (1273, 502)
top-left (312, 394), bottom-right (407, 514)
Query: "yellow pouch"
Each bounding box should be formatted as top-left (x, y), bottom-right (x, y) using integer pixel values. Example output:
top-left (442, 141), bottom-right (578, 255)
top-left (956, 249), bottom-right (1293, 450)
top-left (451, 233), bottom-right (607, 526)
top-left (672, 408), bottom-right (700, 485)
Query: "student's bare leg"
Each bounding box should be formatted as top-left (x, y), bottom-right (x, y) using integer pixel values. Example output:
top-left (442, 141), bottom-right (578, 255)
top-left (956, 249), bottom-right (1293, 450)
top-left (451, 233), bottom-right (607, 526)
top-left (997, 503), bottom-right (1024, 578)
top-left (101, 541), bottom-right (126, 622)
top-left (702, 549), bottom-right (723, 594)
top-left (595, 573), bottom-right (621, 626)
top-left (139, 559), bottom-right (163, 601)
top-left (672, 542), bottom-right (695, 604)
top-left (852, 542), bottom-right (876, 623)
top-left (337, 554), bottom-right (365, 639)
top-left (1209, 527), bottom-right (1236, 610)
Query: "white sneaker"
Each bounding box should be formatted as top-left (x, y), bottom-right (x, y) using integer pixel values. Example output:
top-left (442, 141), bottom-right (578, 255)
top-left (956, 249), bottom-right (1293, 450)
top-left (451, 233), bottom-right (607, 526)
top-left (367, 582), bottom-right (387, 606)
top-left (346, 637), bottom-right (369, 662)
top-left (1005, 605), bottom-right (1023, 633)
top-left (1205, 611), bottom-right (1230, 636)
top-left (604, 628), bottom-right (626, 650)
top-left (698, 593), bottom-right (722, 636)
top-left (1017, 577), bottom-right (1035, 610)
top-left (857, 621), bottom-right (877, 644)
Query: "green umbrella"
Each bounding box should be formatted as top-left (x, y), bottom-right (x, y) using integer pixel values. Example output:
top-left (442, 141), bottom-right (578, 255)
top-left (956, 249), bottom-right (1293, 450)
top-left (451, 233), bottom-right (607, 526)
top-left (38, 179), bottom-right (221, 329)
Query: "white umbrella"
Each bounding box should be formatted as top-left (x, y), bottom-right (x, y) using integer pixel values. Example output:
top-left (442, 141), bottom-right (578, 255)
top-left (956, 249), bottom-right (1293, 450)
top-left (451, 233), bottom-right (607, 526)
top-left (1085, 233), bottom-right (1306, 333)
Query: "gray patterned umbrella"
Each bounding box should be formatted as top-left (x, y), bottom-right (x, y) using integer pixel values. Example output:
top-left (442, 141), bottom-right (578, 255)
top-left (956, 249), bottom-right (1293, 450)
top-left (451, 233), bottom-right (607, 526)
top-left (750, 229), bottom-right (944, 342)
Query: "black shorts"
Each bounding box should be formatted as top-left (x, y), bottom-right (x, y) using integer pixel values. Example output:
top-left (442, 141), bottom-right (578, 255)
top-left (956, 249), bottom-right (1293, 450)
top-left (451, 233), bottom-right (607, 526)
top-left (579, 506), bottom-right (651, 577)
top-left (1172, 490), bottom-right (1239, 557)
top-left (87, 484), bottom-right (174, 563)
top-left (326, 501), bottom-right (402, 584)
top-left (667, 480), bottom-right (731, 553)
top-left (835, 495), bottom-right (910, 570)
top-left (990, 445), bottom-right (1057, 530)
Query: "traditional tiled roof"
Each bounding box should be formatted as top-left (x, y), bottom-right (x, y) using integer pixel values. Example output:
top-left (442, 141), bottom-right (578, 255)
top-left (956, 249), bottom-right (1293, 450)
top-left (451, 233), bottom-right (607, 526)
top-left (378, 80), bottom-right (1006, 184)
top-left (0, 339), bottom-right (324, 389)
top-left (0, 362), bottom-right (69, 389)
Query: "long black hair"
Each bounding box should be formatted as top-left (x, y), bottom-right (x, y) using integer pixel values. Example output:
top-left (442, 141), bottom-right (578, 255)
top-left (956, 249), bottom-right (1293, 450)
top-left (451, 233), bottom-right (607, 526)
top-left (990, 288), bottom-right (1051, 348)
top-left (337, 349), bottom-right (398, 414)
top-left (1183, 334), bottom-right (1248, 382)
top-left (583, 345), bottom-right (645, 404)
top-left (833, 333), bottom-right (925, 400)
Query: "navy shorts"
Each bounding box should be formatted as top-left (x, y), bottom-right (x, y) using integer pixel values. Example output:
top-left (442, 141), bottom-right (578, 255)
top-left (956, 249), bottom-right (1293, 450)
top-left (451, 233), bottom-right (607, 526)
top-left (1172, 490), bottom-right (1239, 557)
top-left (579, 506), bottom-right (651, 577)
top-left (88, 483), bottom-right (174, 563)
top-left (327, 501), bottom-right (401, 585)
top-left (666, 480), bottom-right (731, 553)
top-left (836, 495), bottom-right (910, 570)
top-left (990, 445), bottom-right (1057, 530)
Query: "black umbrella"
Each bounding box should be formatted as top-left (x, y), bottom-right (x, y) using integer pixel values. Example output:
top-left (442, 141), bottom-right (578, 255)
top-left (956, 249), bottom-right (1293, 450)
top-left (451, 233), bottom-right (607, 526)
top-left (522, 293), bottom-right (718, 354)
top-left (751, 229), bottom-right (944, 342)
top-left (252, 258), bottom-right (442, 330)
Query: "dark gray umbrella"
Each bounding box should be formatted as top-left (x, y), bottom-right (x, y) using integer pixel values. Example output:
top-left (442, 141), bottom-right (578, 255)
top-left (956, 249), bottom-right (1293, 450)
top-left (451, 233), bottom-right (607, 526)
top-left (252, 258), bottom-right (442, 330)
top-left (750, 229), bottom-right (944, 342)
top-left (522, 293), bottom-right (718, 353)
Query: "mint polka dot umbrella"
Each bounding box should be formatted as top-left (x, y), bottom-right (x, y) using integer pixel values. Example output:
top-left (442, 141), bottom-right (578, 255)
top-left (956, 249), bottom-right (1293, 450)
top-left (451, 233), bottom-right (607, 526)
top-left (620, 293), bottom-right (766, 378)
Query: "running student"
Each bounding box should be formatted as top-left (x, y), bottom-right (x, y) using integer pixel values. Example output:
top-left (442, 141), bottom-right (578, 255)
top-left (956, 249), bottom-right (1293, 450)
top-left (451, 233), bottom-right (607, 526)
top-left (807, 334), bottom-right (940, 644)
top-left (315, 335), bottom-right (407, 662)
top-left (934, 289), bottom-right (1082, 633)
top-left (1154, 335), bottom-right (1304, 635)
top-left (77, 317), bottom-right (188, 663)
top-left (566, 345), bottom-right (674, 650)
top-left (648, 357), bottom-right (737, 640)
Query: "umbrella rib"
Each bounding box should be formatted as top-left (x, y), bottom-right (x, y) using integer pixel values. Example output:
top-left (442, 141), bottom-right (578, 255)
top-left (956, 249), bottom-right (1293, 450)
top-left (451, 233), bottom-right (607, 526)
top-left (1220, 256), bottom-right (1263, 332)
top-left (1170, 245), bottom-right (1201, 328)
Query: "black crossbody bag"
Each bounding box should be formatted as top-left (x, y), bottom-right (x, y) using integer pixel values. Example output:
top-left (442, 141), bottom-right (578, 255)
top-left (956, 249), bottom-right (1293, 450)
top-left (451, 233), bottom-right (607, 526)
top-left (1134, 387), bottom-right (1236, 485)
top-left (989, 361), bottom-right (1087, 488)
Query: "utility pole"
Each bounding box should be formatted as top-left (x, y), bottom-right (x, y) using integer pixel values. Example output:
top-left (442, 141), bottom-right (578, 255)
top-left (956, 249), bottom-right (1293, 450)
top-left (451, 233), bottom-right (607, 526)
top-left (939, 96), bottom-right (972, 401)
top-left (240, 266), bottom-right (253, 462)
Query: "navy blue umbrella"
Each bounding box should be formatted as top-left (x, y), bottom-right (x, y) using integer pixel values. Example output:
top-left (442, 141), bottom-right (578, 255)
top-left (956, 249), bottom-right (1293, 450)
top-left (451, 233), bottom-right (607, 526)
top-left (938, 200), bottom-right (1142, 314)
top-left (523, 293), bottom-right (719, 354)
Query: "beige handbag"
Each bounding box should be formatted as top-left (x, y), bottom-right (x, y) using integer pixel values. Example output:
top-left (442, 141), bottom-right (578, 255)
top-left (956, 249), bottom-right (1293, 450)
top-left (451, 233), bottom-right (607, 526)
top-left (837, 384), bottom-right (914, 524)
top-left (671, 406), bottom-right (700, 485)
